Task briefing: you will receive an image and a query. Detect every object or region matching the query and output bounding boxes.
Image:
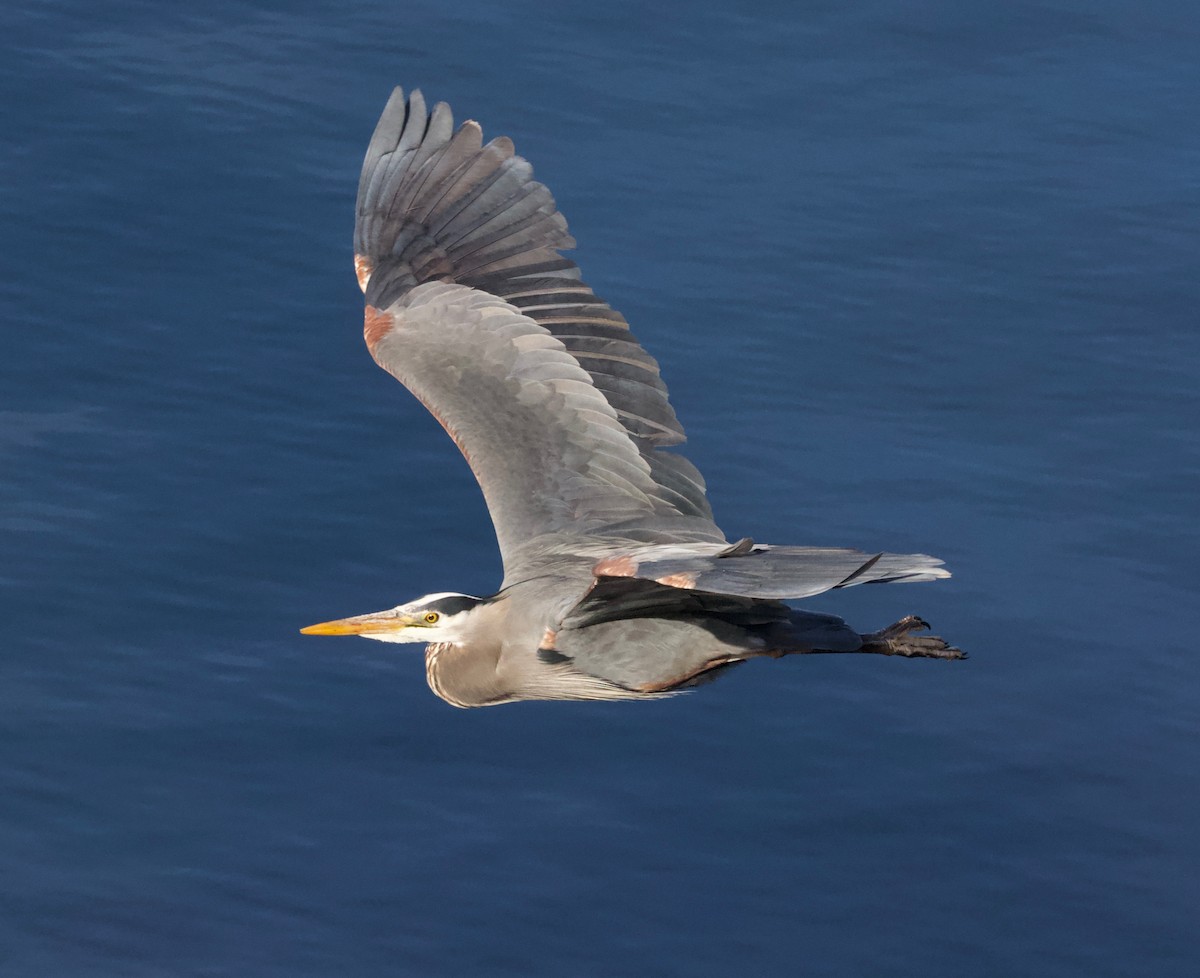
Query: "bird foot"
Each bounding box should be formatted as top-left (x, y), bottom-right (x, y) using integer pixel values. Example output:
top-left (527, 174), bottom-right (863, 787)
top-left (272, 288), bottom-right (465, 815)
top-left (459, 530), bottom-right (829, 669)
top-left (863, 616), bottom-right (965, 660)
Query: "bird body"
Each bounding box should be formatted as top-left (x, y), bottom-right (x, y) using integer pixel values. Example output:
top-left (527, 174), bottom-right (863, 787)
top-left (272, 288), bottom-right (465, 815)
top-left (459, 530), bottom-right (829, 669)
top-left (302, 88), bottom-right (964, 707)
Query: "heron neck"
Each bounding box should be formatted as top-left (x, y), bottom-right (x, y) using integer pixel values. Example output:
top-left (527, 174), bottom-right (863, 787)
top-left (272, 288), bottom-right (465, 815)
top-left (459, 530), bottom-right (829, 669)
top-left (424, 640), bottom-right (509, 708)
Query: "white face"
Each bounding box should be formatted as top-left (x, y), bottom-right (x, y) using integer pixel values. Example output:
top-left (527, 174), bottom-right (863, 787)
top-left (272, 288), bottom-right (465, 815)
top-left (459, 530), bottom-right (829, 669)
top-left (367, 593), bottom-right (483, 644)
top-left (301, 592), bottom-right (482, 644)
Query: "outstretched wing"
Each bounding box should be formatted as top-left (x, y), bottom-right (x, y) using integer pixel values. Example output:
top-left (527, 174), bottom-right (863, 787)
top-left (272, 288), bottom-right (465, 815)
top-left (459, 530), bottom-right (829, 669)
top-left (354, 88), bottom-right (724, 576)
top-left (579, 538), bottom-right (951, 601)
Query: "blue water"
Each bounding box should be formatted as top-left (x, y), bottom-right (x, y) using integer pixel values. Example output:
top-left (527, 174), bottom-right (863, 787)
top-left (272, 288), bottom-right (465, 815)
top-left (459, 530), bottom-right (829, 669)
top-left (4, 1), bottom-right (1198, 974)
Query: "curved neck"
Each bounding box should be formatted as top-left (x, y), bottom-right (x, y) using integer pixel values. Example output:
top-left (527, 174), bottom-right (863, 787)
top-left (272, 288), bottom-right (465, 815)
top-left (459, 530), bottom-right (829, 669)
top-left (424, 641), bottom-right (510, 708)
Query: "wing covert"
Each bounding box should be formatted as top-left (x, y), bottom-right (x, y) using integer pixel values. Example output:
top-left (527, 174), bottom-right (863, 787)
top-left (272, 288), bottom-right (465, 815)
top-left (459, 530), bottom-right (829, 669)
top-left (367, 283), bottom-right (719, 576)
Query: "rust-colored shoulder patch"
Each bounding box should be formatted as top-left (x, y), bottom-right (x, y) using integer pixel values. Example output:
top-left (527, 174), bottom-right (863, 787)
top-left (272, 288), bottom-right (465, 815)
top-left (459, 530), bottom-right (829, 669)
top-left (656, 572), bottom-right (697, 589)
top-left (594, 554), bottom-right (638, 577)
top-left (364, 305), bottom-right (393, 353)
top-left (539, 628), bottom-right (558, 650)
top-left (354, 254), bottom-right (374, 293)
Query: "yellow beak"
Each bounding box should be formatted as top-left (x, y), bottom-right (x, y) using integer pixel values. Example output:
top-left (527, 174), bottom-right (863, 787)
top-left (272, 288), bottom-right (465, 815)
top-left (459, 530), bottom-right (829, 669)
top-left (300, 611), bottom-right (415, 636)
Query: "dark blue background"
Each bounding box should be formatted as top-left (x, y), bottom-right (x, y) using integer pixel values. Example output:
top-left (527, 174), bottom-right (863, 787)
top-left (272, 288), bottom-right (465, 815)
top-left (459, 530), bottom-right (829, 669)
top-left (3, 2), bottom-right (1198, 975)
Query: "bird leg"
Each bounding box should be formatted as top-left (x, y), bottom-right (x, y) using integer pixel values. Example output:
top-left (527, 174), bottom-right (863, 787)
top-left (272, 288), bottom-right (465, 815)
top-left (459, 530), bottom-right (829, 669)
top-left (636, 614), bottom-right (964, 694)
top-left (859, 615), bottom-right (965, 660)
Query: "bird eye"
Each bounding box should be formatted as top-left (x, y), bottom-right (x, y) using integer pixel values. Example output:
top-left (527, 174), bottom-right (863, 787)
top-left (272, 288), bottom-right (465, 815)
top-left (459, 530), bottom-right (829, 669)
top-left (424, 612), bottom-right (440, 624)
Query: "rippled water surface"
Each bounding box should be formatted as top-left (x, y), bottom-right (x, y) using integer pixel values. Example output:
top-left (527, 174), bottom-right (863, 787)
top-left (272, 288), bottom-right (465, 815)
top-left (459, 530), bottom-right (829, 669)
top-left (3, 2), bottom-right (1198, 975)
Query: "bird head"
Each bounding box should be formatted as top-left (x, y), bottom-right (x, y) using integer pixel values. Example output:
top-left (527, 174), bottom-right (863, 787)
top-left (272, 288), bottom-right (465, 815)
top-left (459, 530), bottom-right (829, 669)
top-left (300, 592), bottom-right (484, 644)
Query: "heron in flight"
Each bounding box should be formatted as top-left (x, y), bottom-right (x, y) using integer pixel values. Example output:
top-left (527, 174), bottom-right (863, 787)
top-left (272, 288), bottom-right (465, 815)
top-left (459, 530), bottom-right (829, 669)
top-left (302, 88), bottom-right (963, 707)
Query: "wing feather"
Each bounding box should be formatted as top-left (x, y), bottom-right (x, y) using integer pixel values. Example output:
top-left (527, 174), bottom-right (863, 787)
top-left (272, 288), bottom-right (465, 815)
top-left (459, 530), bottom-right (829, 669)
top-left (345, 88), bottom-right (957, 602)
top-left (581, 541), bottom-right (951, 600)
top-left (368, 283), bottom-right (716, 575)
top-left (354, 88), bottom-right (725, 562)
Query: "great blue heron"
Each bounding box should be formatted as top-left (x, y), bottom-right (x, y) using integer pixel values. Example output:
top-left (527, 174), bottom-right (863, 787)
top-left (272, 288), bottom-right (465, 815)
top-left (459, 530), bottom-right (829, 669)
top-left (301, 88), bottom-right (963, 707)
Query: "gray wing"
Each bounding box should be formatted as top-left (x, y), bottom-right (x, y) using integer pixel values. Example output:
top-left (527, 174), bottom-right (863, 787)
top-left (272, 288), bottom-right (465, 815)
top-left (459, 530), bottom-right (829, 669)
top-left (580, 537), bottom-right (950, 599)
top-left (355, 89), bottom-right (723, 577)
top-left (366, 283), bottom-right (719, 568)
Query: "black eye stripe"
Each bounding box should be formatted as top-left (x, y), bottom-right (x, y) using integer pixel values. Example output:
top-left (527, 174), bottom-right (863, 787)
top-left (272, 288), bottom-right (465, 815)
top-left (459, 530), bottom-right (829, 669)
top-left (423, 595), bottom-right (480, 617)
